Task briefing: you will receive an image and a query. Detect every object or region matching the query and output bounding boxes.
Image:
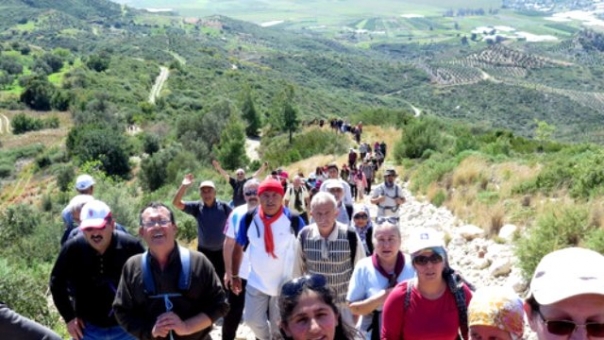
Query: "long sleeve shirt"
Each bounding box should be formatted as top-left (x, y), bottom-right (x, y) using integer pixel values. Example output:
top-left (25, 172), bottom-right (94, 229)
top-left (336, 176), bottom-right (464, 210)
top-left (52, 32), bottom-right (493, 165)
top-left (50, 232), bottom-right (145, 327)
top-left (113, 245), bottom-right (229, 340)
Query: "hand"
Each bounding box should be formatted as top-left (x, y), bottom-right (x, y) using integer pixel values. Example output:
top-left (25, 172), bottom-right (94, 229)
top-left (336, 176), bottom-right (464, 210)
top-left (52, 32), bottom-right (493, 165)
top-left (212, 160), bottom-right (220, 168)
top-left (395, 196), bottom-right (405, 205)
top-left (224, 272), bottom-right (233, 291)
top-left (182, 174), bottom-right (194, 187)
top-left (66, 317), bottom-right (84, 340)
top-left (378, 195), bottom-right (386, 203)
top-left (231, 277), bottom-right (242, 295)
top-left (155, 312), bottom-right (189, 336)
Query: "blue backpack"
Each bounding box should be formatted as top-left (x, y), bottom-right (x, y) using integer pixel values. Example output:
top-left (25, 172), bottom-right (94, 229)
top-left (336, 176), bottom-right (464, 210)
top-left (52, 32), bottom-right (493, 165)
top-left (141, 246), bottom-right (192, 296)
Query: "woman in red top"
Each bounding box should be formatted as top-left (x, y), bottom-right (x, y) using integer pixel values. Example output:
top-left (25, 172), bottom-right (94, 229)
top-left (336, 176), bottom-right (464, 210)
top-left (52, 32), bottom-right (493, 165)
top-left (381, 228), bottom-right (473, 340)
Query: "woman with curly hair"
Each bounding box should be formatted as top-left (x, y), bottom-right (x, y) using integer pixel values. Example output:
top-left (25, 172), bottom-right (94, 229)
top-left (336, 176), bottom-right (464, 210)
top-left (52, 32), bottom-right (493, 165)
top-left (276, 274), bottom-right (361, 340)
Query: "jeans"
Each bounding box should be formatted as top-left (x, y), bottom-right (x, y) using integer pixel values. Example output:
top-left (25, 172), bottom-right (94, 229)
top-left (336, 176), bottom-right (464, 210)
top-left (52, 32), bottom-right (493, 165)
top-left (243, 285), bottom-right (279, 340)
top-left (81, 323), bottom-right (135, 340)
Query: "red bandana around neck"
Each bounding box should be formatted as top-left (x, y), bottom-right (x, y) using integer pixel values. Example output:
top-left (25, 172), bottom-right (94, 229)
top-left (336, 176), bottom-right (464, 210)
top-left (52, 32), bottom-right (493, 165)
top-left (372, 251), bottom-right (405, 288)
top-left (258, 205), bottom-right (283, 259)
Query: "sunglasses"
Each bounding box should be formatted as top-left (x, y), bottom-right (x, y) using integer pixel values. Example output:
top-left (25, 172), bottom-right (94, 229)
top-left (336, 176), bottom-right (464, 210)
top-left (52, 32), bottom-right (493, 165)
top-left (537, 310), bottom-right (604, 337)
top-left (281, 274), bottom-right (328, 297)
top-left (244, 190), bottom-right (258, 196)
top-left (376, 216), bottom-right (399, 224)
top-left (413, 253), bottom-right (443, 266)
top-left (141, 219), bottom-right (171, 228)
top-left (354, 214), bottom-right (368, 219)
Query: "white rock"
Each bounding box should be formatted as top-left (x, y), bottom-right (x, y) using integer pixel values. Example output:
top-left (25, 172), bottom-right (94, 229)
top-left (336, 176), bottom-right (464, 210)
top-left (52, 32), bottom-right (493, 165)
top-left (473, 258), bottom-right (491, 269)
top-left (489, 258), bottom-right (513, 277)
top-left (506, 272), bottom-right (528, 293)
top-left (498, 224), bottom-right (518, 241)
top-left (457, 224), bottom-right (485, 240)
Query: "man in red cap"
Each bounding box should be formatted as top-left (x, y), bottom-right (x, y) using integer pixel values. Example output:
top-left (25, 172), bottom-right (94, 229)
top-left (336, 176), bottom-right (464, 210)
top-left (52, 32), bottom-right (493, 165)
top-left (230, 179), bottom-right (305, 340)
top-left (50, 200), bottom-right (145, 340)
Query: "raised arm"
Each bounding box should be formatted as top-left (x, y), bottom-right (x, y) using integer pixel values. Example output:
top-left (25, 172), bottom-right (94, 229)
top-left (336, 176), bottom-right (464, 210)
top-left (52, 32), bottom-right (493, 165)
top-left (212, 160), bottom-right (230, 181)
top-left (172, 174), bottom-right (193, 211)
top-left (251, 161), bottom-right (268, 178)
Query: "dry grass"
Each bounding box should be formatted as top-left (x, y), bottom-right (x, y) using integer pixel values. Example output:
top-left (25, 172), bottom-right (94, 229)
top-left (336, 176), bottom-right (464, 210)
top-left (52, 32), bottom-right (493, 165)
top-left (478, 202), bottom-right (506, 238)
top-left (588, 199), bottom-right (604, 229)
top-left (452, 156), bottom-right (488, 187)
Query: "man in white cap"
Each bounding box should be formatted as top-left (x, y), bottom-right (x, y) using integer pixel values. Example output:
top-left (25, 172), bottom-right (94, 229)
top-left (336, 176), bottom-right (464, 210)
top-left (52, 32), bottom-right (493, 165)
top-left (524, 247), bottom-right (604, 340)
top-left (60, 174), bottom-right (96, 245)
top-left (324, 179), bottom-right (354, 225)
top-left (50, 200), bottom-right (144, 340)
top-left (172, 173), bottom-right (232, 287)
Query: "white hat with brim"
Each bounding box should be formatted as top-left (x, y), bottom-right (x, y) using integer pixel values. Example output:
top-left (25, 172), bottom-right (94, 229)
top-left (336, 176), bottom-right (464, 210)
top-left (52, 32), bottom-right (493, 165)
top-left (530, 247), bottom-right (604, 305)
top-left (199, 180), bottom-right (216, 189)
top-left (79, 200), bottom-right (111, 230)
top-left (407, 227), bottom-right (445, 255)
top-left (324, 179), bottom-right (343, 190)
top-left (75, 174), bottom-right (95, 191)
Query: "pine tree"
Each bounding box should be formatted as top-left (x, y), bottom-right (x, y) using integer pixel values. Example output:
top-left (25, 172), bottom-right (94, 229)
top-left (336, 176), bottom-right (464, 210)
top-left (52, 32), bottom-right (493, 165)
top-left (241, 88), bottom-right (261, 137)
top-left (214, 114), bottom-right (249, 170)
top-left (268, 84), bottom-right (299, 144)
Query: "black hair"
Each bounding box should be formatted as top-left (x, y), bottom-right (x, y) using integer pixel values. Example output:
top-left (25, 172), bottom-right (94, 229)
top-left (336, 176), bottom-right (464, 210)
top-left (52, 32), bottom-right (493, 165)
top-left (275, 283), bottom-right (359, 340)
top-left (525, 294), bottom-right (540, 317)
top-left (138, 202), bottom-right (175, 226)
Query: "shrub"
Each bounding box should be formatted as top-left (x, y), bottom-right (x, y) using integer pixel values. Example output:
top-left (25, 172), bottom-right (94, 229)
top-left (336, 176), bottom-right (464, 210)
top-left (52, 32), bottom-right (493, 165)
top-left (516, 204), bottom-right (591, 279)
top-left (431, 189), bottom-right (447, 207)
top-left (261, 128), bottom-right (348, 166)
top-left (395, 116), bottom-right (448, 160)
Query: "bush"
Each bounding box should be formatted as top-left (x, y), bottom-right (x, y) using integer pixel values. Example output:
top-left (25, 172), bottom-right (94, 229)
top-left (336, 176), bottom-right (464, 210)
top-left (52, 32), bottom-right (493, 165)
top-left (516, 205), bottom-right (592, 279)
top-left (431, 189), bottom-right (446, 207)
top-left (395, 116), bottom-right (448, 160)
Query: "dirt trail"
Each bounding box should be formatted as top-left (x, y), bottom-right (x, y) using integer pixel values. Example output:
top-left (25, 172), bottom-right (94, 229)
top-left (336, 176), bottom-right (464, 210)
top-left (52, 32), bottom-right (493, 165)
top-left (149, 66), bottom-right (169, 104)
top-left (245, 137), bottom-right (260, 161)
top-left (0, 113), bottom-right (10, 134)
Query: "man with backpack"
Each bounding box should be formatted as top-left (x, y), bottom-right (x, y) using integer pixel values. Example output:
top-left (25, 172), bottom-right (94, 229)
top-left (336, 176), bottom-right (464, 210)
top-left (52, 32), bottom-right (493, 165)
top-left (319, 163), bottom-right (353, 205)
top-left (324, 179), bottom-right (354, 225)
top-left (230, 179), bottom-right (305, 340)
top-left (212, 160), bottom-right (267, 207)
top-left (292, 192), bottom-right (365, 325)
top-left (283, 175), bottom-right (310, 224)
top-left (50, 200), bottom-right (144, 340)
top-left (113, 202), bottom-right (229, 340)
top-left (172, 174), bottom-right (232, 287)
top-left (371, 168), bottom-right (406, 218)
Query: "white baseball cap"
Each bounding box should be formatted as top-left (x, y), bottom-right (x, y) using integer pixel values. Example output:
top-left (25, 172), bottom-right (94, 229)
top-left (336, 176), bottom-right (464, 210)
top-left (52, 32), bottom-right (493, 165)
top-left (75, 174), bottom-right (95, 191)
top-left (199, 180), bottom-right (216, 189)
top-left (79, 200), bottom-right (112, 230)
top-left (407, 227), bottom-right (445, 254)
top-left (324, 179), bottom-right (343, 190)
top-left (529, 247), bottom-right (604, 305)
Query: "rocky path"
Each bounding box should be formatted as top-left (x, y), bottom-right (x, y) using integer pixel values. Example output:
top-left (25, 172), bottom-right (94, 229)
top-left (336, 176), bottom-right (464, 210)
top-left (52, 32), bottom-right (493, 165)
top-left (209, 178), bottom-right (535, 339)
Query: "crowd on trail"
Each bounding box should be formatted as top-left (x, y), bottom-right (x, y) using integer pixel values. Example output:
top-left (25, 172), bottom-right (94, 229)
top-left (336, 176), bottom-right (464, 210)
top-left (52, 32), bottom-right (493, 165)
top-left (2, 144), bottom-right (604, 340)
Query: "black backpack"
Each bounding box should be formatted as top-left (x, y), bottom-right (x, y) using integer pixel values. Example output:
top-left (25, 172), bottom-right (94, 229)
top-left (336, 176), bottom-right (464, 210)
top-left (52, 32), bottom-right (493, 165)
top-left (242, 208), bottom-right (302, 250)
top-left (298, 226), bottom-right (358, 267)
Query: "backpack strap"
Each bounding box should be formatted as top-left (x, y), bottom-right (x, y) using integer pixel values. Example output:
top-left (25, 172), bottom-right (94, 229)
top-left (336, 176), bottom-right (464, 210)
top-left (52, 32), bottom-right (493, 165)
top-left (404, 280), bottom-right (413, 310)
top-left (345, 204), bottom-right (353, 221)
top-left (366, 227), bottom-right (374, 255)
top-left (242, 208), bottom-right (257, 251)
top-left (346, 229), bottom-right (357, 267)
top-left (177, 246), bottom-right (191, 291)
top-left (142, 246), bottom-right (191, 295)
top-left (142, 251), bottom-right (155, 295)
top-left (453, 284), bottom-right (469, 340)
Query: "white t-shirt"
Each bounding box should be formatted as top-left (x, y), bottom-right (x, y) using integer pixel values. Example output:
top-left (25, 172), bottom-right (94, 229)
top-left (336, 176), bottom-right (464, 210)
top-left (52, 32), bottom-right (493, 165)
top-left (224, 204), bottom-right (251, 280)
top-left (241, 213), bottom-right (298, 296)
top-left (346, 255), bottom-right (416, 340)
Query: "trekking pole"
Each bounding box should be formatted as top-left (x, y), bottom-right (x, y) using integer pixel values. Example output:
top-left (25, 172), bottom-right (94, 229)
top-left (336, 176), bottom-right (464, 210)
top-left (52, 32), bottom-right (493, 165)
top-left (150, 292), bottom-right (182, 340)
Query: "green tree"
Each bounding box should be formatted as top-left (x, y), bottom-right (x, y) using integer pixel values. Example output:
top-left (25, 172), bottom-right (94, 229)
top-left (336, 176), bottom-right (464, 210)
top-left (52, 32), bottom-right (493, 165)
top-left (11, 114), bottom-right (42, 134)
top-left (535, 119), bottom-right (555, 143)
top-left (241, 88), bottom-right (260, 137)
top-left (214, 114), bottom-right (249, 170)
top-left (86, 53), bottom-right (110, 72)
top-left (66, 125), bottom-right (131, 178)
top-left (269, 84), bottom-right (299, 144)
top-left (20, 77), bottom-right (55, 111)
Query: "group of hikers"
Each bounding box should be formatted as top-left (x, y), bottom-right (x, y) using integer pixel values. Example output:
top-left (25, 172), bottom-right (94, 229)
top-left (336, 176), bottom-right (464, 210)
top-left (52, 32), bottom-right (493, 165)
top-left (2, 157), bottom-right (604, 340)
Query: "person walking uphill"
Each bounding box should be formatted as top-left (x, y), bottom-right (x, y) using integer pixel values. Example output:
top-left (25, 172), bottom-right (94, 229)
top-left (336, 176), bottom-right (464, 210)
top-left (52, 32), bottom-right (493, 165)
top-left (231, 179), bottom-right (306, 340)
top-left (213, 160), bottom-right (267, 207)
top-left (113, 203), bottom-right (229, 340)
top-left (50, 200), bottom-right (145, 340)
top-left (172, 174), bottom-right (232, 286)
top-left (371, 168), bottom-right (406, 219)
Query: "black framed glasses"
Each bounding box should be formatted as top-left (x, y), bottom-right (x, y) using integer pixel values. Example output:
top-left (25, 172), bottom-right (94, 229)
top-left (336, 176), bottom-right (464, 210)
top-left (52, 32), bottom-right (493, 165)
top-left (376, 216), bottom-right (399, 224)
top-left (244, 190), bottom-right (258, 196)
top-left (354, 214), bottom-right (368, 220)
top-left (141, 219), bottom-right (171, 228)
top-left (537, 310), bottom-right (604, 337)
top-left (412, 253), bottom-right (443, 266)
top-left (281, 274), bottom-right (328, 297)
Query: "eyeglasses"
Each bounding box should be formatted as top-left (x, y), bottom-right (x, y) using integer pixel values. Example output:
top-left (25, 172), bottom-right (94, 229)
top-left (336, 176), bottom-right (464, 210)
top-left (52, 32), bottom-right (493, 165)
top-left (244, 190), bottom-right (258, 196)
top-left (141, 219), bottom-right (171, 228)
top-left (354, 214), bottom-right (368, 219)
top-left (412, 253), bottom-right (443, 266)
top-left (537, 310), bottom-right (604, 337)
top-left (376, 216), bottom-right (399, 224)
top-left (281, 274), bottom-right (328, 297)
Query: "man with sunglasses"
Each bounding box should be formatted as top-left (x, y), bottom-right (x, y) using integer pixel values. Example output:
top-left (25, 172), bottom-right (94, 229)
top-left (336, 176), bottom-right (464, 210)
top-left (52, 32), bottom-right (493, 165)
top-left (173, 174), bottom-right (232, 287)
top-left (50, 200), bottom-right (144, 340)
top-left (213, 160), bottom-right (267, 207)
top-left (370, 168), bottom-right (405, 218)
top-left (524, 247), bottom-right (604, 340)
top-left (222, 179), bottom-right (260, 340)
